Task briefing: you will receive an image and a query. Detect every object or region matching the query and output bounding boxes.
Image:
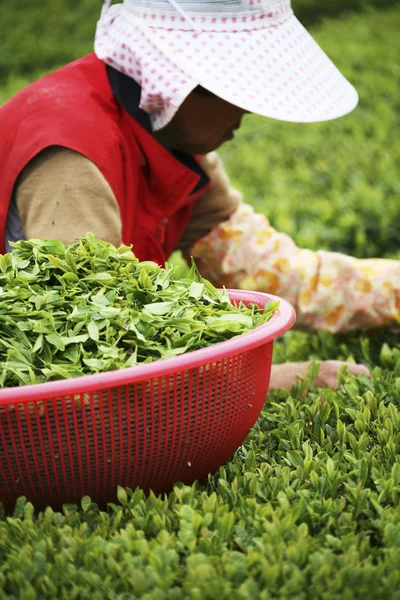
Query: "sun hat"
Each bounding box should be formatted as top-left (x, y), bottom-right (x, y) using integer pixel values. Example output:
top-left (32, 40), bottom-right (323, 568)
top-left (95, 0), bottom-right (358, 131)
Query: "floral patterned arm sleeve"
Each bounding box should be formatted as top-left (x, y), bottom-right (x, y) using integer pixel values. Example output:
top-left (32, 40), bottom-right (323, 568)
top-left (191, 203), bottom-right (400, 332)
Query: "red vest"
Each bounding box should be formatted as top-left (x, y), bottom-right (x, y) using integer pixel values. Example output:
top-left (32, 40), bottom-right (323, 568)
top-left (0, 54), bottom-right (209, 261)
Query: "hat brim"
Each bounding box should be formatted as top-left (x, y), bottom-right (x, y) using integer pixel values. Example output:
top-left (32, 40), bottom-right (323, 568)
top-left (138, 14), bottom-right (358, 123)
top-left (96, 6), bottom-right (358, 124)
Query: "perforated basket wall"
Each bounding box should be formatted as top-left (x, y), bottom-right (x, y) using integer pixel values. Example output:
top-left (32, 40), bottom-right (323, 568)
top-left (0, 291), bottom-right (295, 510)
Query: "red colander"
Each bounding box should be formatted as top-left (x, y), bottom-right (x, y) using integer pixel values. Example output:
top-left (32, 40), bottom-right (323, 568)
top-left (0, 291), bottom-right (295, 511)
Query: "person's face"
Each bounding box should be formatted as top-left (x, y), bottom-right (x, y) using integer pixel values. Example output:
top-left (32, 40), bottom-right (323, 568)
top-left (153, 87), bottom-right (249, 155)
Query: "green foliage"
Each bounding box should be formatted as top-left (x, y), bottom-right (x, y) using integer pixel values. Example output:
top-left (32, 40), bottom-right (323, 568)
top-left (2, 5), bottom-right (400, 261)
top-left (292, 0), bottom-right (399, 24)
top-left (1, 4), bottom-right (399, 598)
top-left (219, 8), bottom-right (400, 259)
top-left (1, 358), bottom-right (400, 599)
top-left (0, 0), bottom-right (100, 80)
top-left (0, 0), bottom-right (399, 80)
top-left (0, 235), bottom-right (277, 386)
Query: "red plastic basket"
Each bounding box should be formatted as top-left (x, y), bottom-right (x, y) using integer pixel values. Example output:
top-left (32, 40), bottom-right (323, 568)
top-left (0, 290), bottom-right (295, 510)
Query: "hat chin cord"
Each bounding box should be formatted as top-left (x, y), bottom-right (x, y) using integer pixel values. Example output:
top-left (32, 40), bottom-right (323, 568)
top-left (163, 0), bottom-right (201, 30)
top-left (101, 0), bottom-right (201, 31)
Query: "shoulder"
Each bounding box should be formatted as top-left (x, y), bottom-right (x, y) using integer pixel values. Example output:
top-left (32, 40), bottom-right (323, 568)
top-left (1, 54), bottom-right (126, 176)
top-left (1, 54), bottom-right (121, 142)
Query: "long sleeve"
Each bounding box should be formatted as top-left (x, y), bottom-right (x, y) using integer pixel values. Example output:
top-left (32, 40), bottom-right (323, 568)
top-left (14, 146), bottom-right (123, 248)
top-left (190, 201), bottom-right (400, 333)
top-left (178, 151), bottom-right (242, 250)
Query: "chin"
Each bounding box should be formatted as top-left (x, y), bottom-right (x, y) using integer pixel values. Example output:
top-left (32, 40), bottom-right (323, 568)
top-left (178, 139), bottom-right (222, 156)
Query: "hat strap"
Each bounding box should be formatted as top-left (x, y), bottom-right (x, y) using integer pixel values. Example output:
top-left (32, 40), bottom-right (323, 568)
top-left (101, 0), bottom-right (200, 31)
top-left (101, 0), bottom-right (112, 18)
top-left (164, 0), bottom-right (201, 31)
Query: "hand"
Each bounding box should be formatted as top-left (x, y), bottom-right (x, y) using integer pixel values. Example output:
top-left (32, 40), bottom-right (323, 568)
top-left (269, 360), bottom-right (371, 392)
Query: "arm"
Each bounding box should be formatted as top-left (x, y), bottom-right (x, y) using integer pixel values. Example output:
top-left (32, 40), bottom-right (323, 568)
top-left (178, 151), bottom-right (241, 250)
top-left (13, 149), bottom-right (372, 390)
top-left (189, 156), bottom-right (400, 333)
top-left (14, 146), bottom-right (124, 248)
top-left (269, 361), bottom-right (370, 391)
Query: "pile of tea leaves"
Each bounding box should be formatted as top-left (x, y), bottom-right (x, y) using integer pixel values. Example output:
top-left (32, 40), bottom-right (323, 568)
top-left (0, 234), bottom-right (278, 388)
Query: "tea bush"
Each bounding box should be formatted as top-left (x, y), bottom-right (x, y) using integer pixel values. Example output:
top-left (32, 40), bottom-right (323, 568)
top-left (292, 0), bottom-right (399, 24)
top-left (2, 8), bottom-right (398, 258)
top-left (1, 5), bottom-right (399, 599)
top-left (1, 0), bottom-right (399, 79)
top-left (1, 358), bottom-right (400, 599)
top-left (219, 8), bottom-right (400, 259)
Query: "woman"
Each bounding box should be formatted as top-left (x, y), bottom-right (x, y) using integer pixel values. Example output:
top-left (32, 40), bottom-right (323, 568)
top-left (0, 0), bottom-right (398, 388)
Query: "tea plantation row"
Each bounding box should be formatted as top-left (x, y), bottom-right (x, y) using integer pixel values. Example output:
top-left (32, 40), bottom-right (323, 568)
top-left (0, 4), bottom-right (399, 599)
top-left (1, 0), bottom-right (399, 80)
top-left (219, 8), bottom-right (400, 260)
top-left (1, 361), bottom-right (400, 599)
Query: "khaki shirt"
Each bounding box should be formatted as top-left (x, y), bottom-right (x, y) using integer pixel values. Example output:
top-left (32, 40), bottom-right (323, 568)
top-left (14, 146), bottom-right (241, 250)
top-left (12, 146), bottom-right (400, 333)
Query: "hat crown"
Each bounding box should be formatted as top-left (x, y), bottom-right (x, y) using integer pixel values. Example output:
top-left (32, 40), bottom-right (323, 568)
top-left (96, 0), bottom-right (358, 128)
top-left (125, 0), bottom-right (290, 14)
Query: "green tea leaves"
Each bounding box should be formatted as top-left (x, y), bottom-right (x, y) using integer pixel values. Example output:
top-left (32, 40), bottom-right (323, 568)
top-left (0, 235), bottom-right (278, 388)
top-left (45, 333), bottom-right (65, 352)
top-left (87, 321), bottom-right (99, 342)
top-left (143, 301), bottom-right (174, 316)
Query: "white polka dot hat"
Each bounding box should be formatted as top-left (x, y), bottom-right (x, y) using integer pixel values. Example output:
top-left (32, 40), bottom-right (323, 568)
top-left (95, 0), bottom-right (358, 130)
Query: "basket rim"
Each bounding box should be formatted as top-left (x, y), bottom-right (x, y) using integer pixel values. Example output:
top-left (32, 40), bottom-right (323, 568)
top-left (0, 290), bottom-right (295, 404)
